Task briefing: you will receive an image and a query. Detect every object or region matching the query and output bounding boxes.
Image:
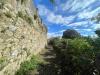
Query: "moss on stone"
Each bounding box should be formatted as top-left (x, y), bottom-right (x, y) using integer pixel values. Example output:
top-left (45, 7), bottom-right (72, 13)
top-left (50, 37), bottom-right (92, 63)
top-left (17, 11), bottom-right (33, 25)
top-left (0, 0), bottom-right (5, 9)
top-left (4, 12), bottom-right (12, 18)
top-left (0, 57), bottom-right (6, 71)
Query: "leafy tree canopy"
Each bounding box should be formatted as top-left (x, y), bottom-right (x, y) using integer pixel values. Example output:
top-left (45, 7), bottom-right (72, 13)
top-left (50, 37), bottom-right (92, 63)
top-left (62, 29), bottom-right (81, 39)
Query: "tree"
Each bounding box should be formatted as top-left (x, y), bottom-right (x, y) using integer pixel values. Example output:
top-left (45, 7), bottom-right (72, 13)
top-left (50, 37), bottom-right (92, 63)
top-left (50, 0), bottom-right (55, 3)
top-left (95, 29), bottom-right (100, 37)
top-left (62, 29), bottom-right (81, 39)
top-left (52, 38), bottom-right (95, 75)
top-left (92, 13), bottom-right (100, 23)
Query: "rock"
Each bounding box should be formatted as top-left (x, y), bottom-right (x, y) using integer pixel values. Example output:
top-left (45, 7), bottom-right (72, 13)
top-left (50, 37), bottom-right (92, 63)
top-left (0, 0), bottom-right (47, 75)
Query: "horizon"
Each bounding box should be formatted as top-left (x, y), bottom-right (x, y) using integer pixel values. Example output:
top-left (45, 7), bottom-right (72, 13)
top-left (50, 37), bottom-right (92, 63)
top-left (34, 0), bottom-right (100, 38)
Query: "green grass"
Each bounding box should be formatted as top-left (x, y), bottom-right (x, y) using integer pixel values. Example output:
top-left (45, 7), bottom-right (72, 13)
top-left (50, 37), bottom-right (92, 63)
top-left (0, 57), bottom-right (6, 71)
top-left (15, 55), bottom-right (41, 75)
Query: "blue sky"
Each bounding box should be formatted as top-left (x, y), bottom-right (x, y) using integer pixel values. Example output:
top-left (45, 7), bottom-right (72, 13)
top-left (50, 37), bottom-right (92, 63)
top-left (34, 0), bottom-right (100, 38)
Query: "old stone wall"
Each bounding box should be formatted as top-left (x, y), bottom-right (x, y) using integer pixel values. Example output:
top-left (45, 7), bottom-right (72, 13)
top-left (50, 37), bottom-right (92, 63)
top-left (0, 0), bottom-right (47, 75)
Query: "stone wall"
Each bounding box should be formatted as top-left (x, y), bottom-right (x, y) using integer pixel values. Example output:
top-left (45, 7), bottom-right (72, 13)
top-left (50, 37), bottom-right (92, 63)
top-left (0, 0), bottom-right (47, 75)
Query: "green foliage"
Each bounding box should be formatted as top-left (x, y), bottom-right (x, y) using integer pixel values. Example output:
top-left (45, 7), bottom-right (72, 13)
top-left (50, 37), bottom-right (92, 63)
top-left (15, 55), bottom-right (40, 75)
top-left (48, 29), bottom-right (100, 75)
top-left (50, 0), bottom-right (55, 3)
top-left (0, 0), bottom-right (5, 9)
top-left (0, 57), bottom-right (6, 71)
top-left (92, 29), bottom-right (100, 52)
top-left (34, 14), bottom-right (37, 20)
top-left (17, 11), bottom-right (23, 18)
top-left (21, 0), bottom-right (24, 3)
top-left (48, 37), bottom-right (60, 45)
top-left (92, 13), bottom-right (100, 23)
top-left (70, 38), bottom-right (92, 53)
top-left (93, 37), bottom-right (100, 52)
top-left (0, 58), bottom-right (5, 65)
top-left (24, 14), bottom-right (33, 25)
top-left (16, 0), bottom-right (27, 4)
top-left (17, 11), bottom-right (33, 25)
top-left (51, 38), bottom-right (95, 75)
top-left (4, 12), bottom-right (12, 18)
top-left (95, 29), bottom-right (100, 37)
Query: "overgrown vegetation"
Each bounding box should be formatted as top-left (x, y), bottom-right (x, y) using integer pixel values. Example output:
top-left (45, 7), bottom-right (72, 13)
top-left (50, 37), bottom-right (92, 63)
top-left (0, 0), bottom-right (5, 9)
top-left (34, 14), bottom-right (37, 20)
top-left (15, 55), bottom-right (41, 75)
top-left (92, 13), bottom-right (100, 23)
top-left (17, 11), bottom-right (33, 25)
top-left (0, 57), bottom-right (7, 71)
top-left (48, 29), bottom-right (100, 75)
top-left (4, 12), bottom-right (12, 18)
top-left (16, 0), bottom-right (27, 4)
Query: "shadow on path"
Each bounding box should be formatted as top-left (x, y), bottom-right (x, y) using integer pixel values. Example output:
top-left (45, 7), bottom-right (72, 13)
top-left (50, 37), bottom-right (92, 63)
top-left (36, 46), bottom-right (58, 75)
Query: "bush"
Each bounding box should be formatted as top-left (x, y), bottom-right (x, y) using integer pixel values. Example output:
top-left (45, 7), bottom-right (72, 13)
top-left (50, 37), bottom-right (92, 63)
top-left (0, 0), bottom-right (5, 9)
top-left (16, 0), bottom-right (27, 4)
top-left (17, 11), bottom-right (33, 25)
top-left (48, 37), bottom-right (60, 45)
top-left (0, 57), bottom-right (7, 71)
top-left (52, 38), bottom-right (95, 75)
top-left (15, 55), bottom-right (40, 75)
top-left (95, 29), bottom-right (100, 37)
top-left (4, 12), bottom-right (12, 18)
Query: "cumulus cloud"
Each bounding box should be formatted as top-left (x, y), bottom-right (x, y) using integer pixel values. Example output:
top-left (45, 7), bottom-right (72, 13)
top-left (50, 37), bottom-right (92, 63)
top-left (38, 5), bottom-right (75, 25)
top-left (91, 24), bottom-right (100, 29)
top-left (47, 14), bottom-right (75, 25)
top-left (68, 21), bottom-right (88, 27)
top-left (47, 32), bottom-right (62, 38)
top-left (61, 0), bottom-right (97, 12)
top-left (37, 0), bottom-right (100, 37)
top-left (75, 28), bottom-right (92, 32)
top-left (78, 7), bottom-right (100, 19)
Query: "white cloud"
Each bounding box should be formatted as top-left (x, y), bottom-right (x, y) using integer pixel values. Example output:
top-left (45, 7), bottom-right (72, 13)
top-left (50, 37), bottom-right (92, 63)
top-left (91, 24), bottom-right (100, 29)
top-left (61, 0), bottom-right (97, 12)
top-left (47, 13), bottom-right (75, 25)
top-left (61, 0), bottom-right (73, 11)
top-left (38, 5), bottom-right (75, 25)
top-left (78, 7), bottom-right (100, 19)
top-left (75, 28), bottom-right (92, 32)
top-left (68, 21), bottom-right (88, 27)
top-left (47, 32), bottom-right (62, 38)
top-left (38, 5), bottom-right (50, 16)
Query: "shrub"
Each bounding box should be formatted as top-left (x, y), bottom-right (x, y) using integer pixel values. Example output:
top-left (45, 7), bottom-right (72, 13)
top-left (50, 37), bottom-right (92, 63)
top-left (15, 55), bottom-right (40, 75)
top-left (0, 0), bottom-right (5, 9)
top-left (17, 11), bottom-right (23, 19)
top-left (16, 0), bottom-right (27, 4)
top-left (0, 57), bottom-right (6, 71)
top-left (17, 11), bottom-right (33, 25)
top-left (21, 0), bottom-right (27, 4)
top-left (4, 12), bottom-right (12, 18)
top-left (95, 29), bottom-right (100, 37)
top-left (34, 14), bottom-right (37, 20)
top-left (52, 38), bottom-right (95, 75)
top-left (48, 37), bottom-right (60, 45)
top-left (24, 14), bottom-right (33, 25)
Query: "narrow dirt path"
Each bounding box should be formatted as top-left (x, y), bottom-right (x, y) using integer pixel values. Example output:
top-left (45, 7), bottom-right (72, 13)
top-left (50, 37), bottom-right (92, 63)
top-left (35, 46), bottom-right (58, 75)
